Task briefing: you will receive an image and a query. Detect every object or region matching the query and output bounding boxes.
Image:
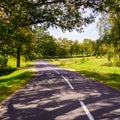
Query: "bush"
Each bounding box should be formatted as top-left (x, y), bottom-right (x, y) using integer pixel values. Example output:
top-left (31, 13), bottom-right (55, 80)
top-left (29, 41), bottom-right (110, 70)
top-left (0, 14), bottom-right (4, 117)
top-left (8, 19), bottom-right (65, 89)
top-left (81, 57), bottom-right (86, 63)
top-left (116, 61), bottom-right (120, 67)
top-left (0, 55), bottom-right (8, 70)
top-left (101, 62), bottom-right (113, 67)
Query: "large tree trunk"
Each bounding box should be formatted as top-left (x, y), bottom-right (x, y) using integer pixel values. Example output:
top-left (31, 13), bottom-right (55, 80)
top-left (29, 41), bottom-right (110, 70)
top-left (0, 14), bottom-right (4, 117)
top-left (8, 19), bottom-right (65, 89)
top-left (17, 47), bottom-right (20, 68)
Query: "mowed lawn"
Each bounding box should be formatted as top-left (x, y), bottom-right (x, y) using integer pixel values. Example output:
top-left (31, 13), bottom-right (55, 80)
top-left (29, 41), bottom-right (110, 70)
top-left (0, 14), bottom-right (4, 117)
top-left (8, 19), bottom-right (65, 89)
top-left (0, 57), bottom-right (34, 102)
top-left (50, 56), bottom-right (120, 90)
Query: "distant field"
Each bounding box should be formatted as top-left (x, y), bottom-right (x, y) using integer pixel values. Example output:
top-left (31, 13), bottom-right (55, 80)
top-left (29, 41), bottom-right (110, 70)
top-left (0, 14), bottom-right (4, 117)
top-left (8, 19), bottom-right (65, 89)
top-left (0, 57), bottom-right (34, 102)
top-left (50, 56), bottom-right (120, 90)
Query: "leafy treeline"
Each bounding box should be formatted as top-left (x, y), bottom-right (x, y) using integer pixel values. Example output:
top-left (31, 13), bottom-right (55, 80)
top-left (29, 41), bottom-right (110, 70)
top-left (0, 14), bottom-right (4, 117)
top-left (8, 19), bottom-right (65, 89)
top-left (0, 0), bottom-right (119, 69)
top-left (97, 0), bottom-right (120, 66)
top-left (33, 29), bottom-right (107, 59)
top-left (34, 34), bottom-right (96, 58)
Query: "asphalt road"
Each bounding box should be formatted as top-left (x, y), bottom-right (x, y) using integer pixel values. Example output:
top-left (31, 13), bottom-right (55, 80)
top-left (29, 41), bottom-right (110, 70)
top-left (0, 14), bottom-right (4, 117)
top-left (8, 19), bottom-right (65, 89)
top-left (0, 60), bottom-right (120, 120)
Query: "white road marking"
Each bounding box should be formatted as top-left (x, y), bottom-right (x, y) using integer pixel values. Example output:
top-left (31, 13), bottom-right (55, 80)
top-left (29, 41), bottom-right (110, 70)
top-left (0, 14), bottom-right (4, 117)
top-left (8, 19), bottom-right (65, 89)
top-left (54, 70), bottom-right (61, 75)
top-left (80, 101), bottom-right (94, 120)
top-left (41, 62), bottom-right (94, 119)
top-left (43, 63), bottom-right (57, 72)
top-left (53, 68), bottom-right (74, 89)
top-left (61, 75), bottom-right (74, 90)
top-left (44, 62), bottom-right (74, 90)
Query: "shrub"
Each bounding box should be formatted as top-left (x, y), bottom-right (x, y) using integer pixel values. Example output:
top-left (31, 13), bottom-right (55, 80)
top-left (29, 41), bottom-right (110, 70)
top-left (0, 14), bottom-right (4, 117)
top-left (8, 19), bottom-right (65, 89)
top-left (0, 55), bottom-right (8, 70)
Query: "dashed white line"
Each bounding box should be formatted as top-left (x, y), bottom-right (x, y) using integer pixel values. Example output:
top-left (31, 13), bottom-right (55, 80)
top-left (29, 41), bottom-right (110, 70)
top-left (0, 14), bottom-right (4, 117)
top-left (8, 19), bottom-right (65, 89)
top-left (44, 63), bottom-right (60, 74)
top-left (61, 75), bottom-right (74, 90)
top-left (54, 70), bottom-right (61, 75)
top-left (44, 62), bottom-right (74, 90)
top-left (43, 62), bottom-right (94, 119)
top-left (54, 69), bottom-right (74, 89)
top-left (80, 101), bottom-right (94, 120)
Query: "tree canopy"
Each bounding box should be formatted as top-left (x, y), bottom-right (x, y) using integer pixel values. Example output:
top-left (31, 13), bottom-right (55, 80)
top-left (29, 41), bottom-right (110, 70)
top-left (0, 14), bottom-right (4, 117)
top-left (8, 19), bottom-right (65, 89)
top-left (97, 0), bottom-right (120, 66)
top-left (0, 0), bottom-right (107, 31)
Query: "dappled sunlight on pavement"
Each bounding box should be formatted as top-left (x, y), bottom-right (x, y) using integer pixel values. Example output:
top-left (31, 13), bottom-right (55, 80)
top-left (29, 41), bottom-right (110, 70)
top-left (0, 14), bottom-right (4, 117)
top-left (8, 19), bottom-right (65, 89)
top-left (0, 60), bottom-right (120, 120)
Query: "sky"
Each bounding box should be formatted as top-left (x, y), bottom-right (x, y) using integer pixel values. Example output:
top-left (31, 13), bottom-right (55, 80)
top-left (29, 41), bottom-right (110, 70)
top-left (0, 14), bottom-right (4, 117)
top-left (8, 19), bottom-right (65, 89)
top-left (48, 16), bottom-right (100, 42)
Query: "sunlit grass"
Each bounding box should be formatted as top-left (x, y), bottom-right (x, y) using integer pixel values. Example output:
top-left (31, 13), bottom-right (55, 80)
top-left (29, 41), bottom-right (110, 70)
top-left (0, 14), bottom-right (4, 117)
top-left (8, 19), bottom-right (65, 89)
top-left (8, 57), bottom-right (34, 68)
top-left (0, 69), bottom-right (33, 101)
top-left (0, 57), bottom-right (34, 102)
top-left (50, 57), bottom-right (120, 90)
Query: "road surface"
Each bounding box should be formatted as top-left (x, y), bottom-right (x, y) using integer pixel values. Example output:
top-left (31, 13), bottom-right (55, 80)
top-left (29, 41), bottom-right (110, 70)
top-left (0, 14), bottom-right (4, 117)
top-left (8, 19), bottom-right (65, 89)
top-left (0, 60), bottom-right (120, 120)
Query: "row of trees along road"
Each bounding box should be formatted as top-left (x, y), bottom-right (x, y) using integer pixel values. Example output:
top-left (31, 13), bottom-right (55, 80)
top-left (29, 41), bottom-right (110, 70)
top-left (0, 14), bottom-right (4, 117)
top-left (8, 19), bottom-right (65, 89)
top-left (0, 0), bottom-right (119, 69)
top-left (33, 29), bottom-right (109, 59)
top-left (34, 31), bottom-right (96, 58)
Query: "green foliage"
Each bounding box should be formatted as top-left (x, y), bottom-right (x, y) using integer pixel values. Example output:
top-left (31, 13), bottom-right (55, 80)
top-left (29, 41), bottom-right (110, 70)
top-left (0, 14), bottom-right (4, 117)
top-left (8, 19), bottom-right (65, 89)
top-left (82, 39), bottom-right (95, 56)
top-left (33, 27), bottom-right (57, 58)
top-left (39, 34), bottom-right (57, 57)
top-left (56, 38), bottom-right (72, 57)
top-left (0, 1), bottom-right (35, 68)
top-left (34, 30), bottom-right (96, 58)
top-left (34, 36), bottom-right (96, 58)
top-left (0, 0), bottom-right (106, 31)
top-left (71, 40), bottom-right (80, 56)
top-left (95, 39), bottom-right (108, 57)
top-left (97, 0), bottom-right (120, 66)
top-left (0, 55), bottom-right (8, 70)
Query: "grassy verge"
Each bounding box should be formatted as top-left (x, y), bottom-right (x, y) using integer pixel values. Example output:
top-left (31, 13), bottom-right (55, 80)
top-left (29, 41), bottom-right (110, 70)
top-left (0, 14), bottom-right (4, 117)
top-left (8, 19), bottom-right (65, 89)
top-left (0, 70), bottom-right (33, 101)
top-left (0, 57), bottom-right (34, 102)
top-left (50, 57), bottom-right (120, 90)
top-left (7, 57), bottom-right (34, 68)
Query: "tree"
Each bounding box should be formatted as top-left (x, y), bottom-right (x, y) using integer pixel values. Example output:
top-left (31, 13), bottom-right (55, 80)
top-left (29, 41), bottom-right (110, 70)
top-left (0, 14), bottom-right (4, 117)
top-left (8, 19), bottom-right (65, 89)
top-left (0, 0), bottom-right (106, 30)
top-left (82, 39), bottom-right (95, 56)
top-left (94, 39), bottom-right (108, 57)
top-left (56, 38), bottom-right (69, 57)
top-left (108, 13), bottom-right (120, 66)
top-left (34, 28), bottom-right (57, 58)
top-left (0, 2), bottom-right (35, 68)
top-left (16, 27), bottom-right (35, 65)
top-left (70, 40), bottom-right (80, 57)
top-left (97, 0), bottom-right (120, 66)
top-left (0, 15), bottom-right (15, 68)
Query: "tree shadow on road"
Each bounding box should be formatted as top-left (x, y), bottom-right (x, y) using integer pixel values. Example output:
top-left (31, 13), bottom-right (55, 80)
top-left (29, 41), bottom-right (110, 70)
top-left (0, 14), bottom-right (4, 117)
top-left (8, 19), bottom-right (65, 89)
top-left (0, 64), bottom-right (120, 120)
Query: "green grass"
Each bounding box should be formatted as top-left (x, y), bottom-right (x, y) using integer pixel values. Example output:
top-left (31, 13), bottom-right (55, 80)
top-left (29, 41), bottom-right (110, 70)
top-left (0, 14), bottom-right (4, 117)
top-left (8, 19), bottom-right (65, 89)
top-left (8, 57), bottom-right (34, 68)
top-left (0, 57), bottom-right (34, 102)
top-left (0, 70), bottom-right (33, 101)
top-left (50, 57), bottom-right (120, 90)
